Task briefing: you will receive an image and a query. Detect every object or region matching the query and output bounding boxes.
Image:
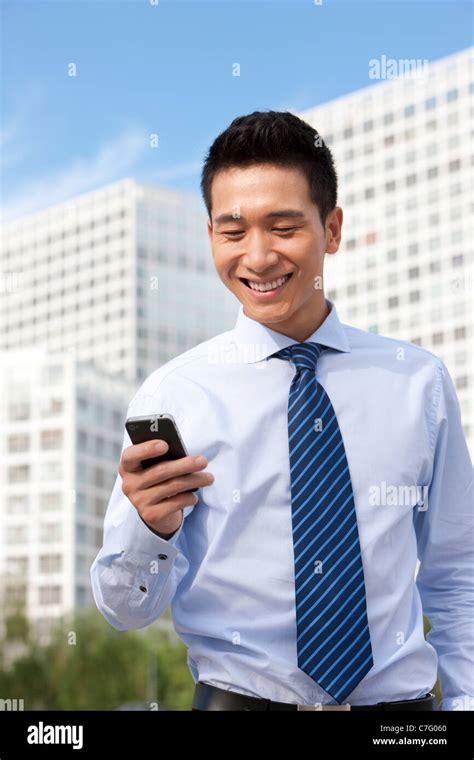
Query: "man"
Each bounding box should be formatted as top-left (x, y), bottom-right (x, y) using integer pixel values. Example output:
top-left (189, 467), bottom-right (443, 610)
top-left (91, 111), bottom-right (473, 711)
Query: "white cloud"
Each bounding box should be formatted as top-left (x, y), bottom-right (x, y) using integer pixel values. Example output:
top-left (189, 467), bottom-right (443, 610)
top-left (154, 159), bottom-right (203, 181)
top-left (0, 87), bottom-right (44, 172)
top-left (0, 128), bottom-right (147, 223)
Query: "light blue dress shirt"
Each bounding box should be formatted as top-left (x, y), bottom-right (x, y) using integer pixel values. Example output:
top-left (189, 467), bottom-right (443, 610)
top-left (90, 298), bottom-right (473, 710)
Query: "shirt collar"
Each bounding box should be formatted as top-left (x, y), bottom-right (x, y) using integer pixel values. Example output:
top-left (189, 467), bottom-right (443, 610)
top-left (232, 297), bottom-right (351, 364)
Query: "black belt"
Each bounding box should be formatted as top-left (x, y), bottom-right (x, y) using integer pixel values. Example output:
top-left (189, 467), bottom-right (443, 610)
top-left (192, 682), bottom-right (437, 711)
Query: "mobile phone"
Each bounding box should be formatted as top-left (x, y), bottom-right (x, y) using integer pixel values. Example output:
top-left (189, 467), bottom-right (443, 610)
top-left (125, 413), bottom-right (198, 492)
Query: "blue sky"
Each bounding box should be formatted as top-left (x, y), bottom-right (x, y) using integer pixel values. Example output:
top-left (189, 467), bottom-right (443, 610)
top-left (1, 0), bottom-right (472, 221)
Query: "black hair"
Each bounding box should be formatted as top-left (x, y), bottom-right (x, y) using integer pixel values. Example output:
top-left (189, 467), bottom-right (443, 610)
top-left (200, 110), bottom-right (338, 227)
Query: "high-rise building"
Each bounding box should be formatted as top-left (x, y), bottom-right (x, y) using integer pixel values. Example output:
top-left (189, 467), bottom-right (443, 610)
top-left (300, 47), bottom-right (473, 455)
top-left (1, 178), bottom-right (238, 383)
top-left (0, 349), bottom-right (133, 639)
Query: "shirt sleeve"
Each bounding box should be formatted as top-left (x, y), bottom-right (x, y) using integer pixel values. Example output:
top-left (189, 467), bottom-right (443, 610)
top-left (413, 359), bottom-right (474, 711)
top-left (90, 389), bottom-right (191, 631)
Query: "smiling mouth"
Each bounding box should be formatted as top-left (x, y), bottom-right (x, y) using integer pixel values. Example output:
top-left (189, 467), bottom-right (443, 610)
top-left (239, 272), bottom-right (293, 292)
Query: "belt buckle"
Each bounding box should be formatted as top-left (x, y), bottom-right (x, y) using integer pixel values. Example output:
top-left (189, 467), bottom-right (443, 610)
top-left (297, 702), bottom-right (351, 711)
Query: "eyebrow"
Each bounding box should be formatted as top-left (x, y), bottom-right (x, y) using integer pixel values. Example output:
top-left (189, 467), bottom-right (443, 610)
top-left (213, 209), bottom-right (306, 225)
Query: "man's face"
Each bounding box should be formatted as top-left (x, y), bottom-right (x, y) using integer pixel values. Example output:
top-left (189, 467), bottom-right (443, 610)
top-left (207, 163), bottom-right (343, 336)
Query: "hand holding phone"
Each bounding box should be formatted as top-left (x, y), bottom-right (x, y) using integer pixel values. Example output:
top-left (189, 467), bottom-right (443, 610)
top-left (120, 414), bottom-right (214, 539)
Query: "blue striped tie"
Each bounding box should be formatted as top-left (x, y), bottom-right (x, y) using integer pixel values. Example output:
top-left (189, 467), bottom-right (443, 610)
top-left (272, 341), bottom-right (373, 704)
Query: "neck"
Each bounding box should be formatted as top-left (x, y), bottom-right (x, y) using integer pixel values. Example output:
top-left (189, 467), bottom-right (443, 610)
top-left (261, 294), bottom-right (330, 343)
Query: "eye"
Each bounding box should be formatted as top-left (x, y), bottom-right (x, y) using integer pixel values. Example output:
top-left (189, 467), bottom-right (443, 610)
top-left (273, 226), bottom-right (297, 233)
top-left (222, 230), bottom-right (244, 236)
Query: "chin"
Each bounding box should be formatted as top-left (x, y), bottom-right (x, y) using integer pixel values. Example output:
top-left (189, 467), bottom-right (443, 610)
top-left (245, 301), bottom-right (294, 321)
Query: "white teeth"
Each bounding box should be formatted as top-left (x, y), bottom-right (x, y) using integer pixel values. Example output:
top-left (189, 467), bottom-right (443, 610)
top-left (248, 274), bottom-right (290, 292)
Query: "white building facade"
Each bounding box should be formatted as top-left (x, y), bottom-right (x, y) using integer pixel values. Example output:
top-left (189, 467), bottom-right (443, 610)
top-left (0, 350), bottom-right (132, 639)
top-left (1, 178), bottom-right (238, 384)
top-left (300, 47), bottom-right (473, 455)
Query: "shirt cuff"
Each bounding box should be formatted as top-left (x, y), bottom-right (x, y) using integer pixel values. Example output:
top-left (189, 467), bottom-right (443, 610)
top-left (137, 509), bottom-right (184, 547)
top-left (120, 503), bottom-right (184, 563)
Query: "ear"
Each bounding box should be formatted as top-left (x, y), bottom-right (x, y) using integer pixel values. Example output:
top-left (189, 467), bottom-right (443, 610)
top-left (325, 207), bottom-right (343, 255)
top-left (207, 219), bottom-right (213, 241)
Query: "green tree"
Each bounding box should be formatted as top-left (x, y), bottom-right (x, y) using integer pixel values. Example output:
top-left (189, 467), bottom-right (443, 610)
top-left (0, 608), bottom-right (193, 710)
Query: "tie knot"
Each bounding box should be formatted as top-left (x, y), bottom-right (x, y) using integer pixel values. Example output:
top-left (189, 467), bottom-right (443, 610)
top-left (272, 341), bottom-right (325, 372)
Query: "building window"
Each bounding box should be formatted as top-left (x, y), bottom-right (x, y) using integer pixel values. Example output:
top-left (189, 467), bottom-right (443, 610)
top-left (39, 586), bottom-right (62, 605)
top-left (8, 402), bottom-right (30, 421)
top-left (94, 467), bottom-right (105, 488)
top-left (8, 434), bottom-right (30, 453)
top-left (76, 525), bottom-right (87, 544)
top-left (39, 523), bottom-right (62, 542)
top-left (8, 465), bottom-right (30, 483)
top-left (41, 461), bottom-right (63, 481)
top-left (40, 493), bottom-right (62, 511)
top-left (40, 398), bottom-right (64, 418)
top-left (6, 525), bottom-right (28, 543)
top-left (5, 584), bottom-right (27, 606)
top-left (6, 556), bottom-right (28, 576)
top-left (94, 497), bottom-right (107, 516)
top-left (42, 365), bottom-right (64, 385)
top-left (41, 430), bottom-right (63, 450)
top-left (5, 495), bottom-right (29, 514)
top-left (76, 491), bottom-right (87, 513)
top-left (39, 555), bottom-right (63, 573)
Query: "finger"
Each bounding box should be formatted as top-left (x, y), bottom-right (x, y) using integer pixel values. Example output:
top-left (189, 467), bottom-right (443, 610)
top-left (138, 454), bottom-right (209, 488)
top-left (144, 471), bottom-right (214, 500)
top-left (120, 439), bottom-right (169, 473)
top-left (140, 490), bottom-right (199, 523)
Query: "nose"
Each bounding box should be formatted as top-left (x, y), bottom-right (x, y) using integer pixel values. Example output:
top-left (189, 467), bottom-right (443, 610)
top-left (241, 230), bottom-right (280, 273)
